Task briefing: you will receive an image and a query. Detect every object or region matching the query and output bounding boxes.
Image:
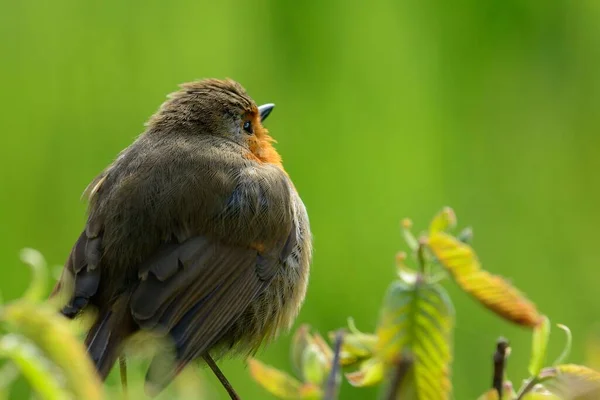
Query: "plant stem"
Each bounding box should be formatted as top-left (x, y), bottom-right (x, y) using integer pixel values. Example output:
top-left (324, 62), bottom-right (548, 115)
top-left (515, 377), bottom-right (538, 400)
top-left (492, 338), bottom-right (509, 397)
top-left (324, 330), bottom-right (345, 400)
top-left (417, 239), bottom-right (427, 274)
top-left (119, 355), bottom-right (128, 400)
top-left (385, 354), bottom-right (413, 400)
top-left (204, 353), bottom-right (240, 400)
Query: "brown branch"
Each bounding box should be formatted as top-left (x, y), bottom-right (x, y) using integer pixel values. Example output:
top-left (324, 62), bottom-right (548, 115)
top-left (493, 337), bottom-right (510, 398)
top-left (204, 353), bottom-right (240, 400)
top-left (385, 353), bottom-right (414, 400)
top-left (324, 329), bottom-right (345, 400)
top-left (119, 355), bottom-right (128, 400)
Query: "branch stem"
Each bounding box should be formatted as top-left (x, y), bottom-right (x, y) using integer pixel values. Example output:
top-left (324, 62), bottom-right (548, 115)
top-left (324, 330), bottom-right (345, 400)
top-left (385, 354), bottom-right (413, 400)
top-left (203, 353), bottom-right (240, 400)
top-left (119, 355), bottom-right (128, 400)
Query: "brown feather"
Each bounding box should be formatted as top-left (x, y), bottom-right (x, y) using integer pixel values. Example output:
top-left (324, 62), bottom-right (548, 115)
top-left (52, 79), bottom-right (313, 393)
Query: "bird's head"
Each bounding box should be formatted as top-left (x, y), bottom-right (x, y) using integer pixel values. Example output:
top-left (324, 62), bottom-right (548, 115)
top-left (147, 78), bottom-right (281, 166)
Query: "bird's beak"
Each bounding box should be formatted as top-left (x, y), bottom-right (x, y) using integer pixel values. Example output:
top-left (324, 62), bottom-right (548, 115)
top-left (258, 103), bottom-right (275, 122)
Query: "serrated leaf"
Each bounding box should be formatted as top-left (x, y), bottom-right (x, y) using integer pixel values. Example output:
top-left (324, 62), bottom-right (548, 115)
top-left (376, 280), bottom-right (454, 399)
top-left (530, 316), bottom-right (551, 376)
top-left (429, 232), bottom-right (542, 327)
top-left (429, 207), bottom-right (457, 235)
top-left (248, 358), bottom-right (306, 399)
top-left (541, 364), bottom-right (600, 400)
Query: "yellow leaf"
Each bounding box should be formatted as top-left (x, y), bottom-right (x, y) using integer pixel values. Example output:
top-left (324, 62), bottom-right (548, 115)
top-left (376, 280), bottom-right (454, 399)
top-left (477, 389), bottom-right (499, 400)
top-left (345, 358), bottom-right (384, 387)
top-left (542, 364), bottom-right (600, 400)
top-left (429, 207), bottom-right (457, 235)
top-left (299, 383), bottom-right (323, 399)
top-left (429, 232), bottom-right (542, 327)
top-left (248, 358), bottom-right (305, 399)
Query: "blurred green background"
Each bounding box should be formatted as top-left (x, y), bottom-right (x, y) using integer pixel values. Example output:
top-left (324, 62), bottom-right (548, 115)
top-left (1, 0), bottom-right (600, 398)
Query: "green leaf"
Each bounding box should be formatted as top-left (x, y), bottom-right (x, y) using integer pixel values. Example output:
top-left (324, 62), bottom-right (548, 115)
top-left (291, 325), bottom-right (333, 380)
top-left (344, 358), bottom-right (384, 387)
top-left (19, 248), bottom-right (48, 303)
top-left (291, 325), bottom-right (312, 377)
top-left (0, 334), bottom-right (70, 400)
top-left (429, 232), bottom-right (542, 327)
top-left (530, 316), bottom-right (551, 376)
top-left (302, 344), bottom-right (329, 386)
top-left (1, 302), bottom-right (103, 400)
top-left (330, 318), bottom-right (377, 367)
top-left (376, 279), bottom-right (454, 399)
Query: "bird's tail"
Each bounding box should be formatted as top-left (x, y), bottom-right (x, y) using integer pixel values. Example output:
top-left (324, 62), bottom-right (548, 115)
top-left (85, 299), bottom-right (136, 380)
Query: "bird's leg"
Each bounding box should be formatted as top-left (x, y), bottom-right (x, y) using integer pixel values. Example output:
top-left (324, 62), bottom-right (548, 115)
top-left (119, 355), bottom-right (128, 400)
top-left (203, 353), bottom-right (240, 400)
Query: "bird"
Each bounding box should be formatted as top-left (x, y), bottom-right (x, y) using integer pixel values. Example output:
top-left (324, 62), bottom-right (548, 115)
top-left (51, 78), bottom-right (312, 396)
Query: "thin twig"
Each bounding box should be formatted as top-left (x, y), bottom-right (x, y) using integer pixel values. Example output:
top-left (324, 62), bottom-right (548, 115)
top-left (492, 338), bottom-right (510, 398)
top-left (119, 355), bottom-right (128, 400)
top-left (385, 353), bottom-right (414, 400)
top-left (203, 353), bottom-right (240, 400)
top-left (417, 239), bottom-right (427, 274)
top-left (324, 330), bottom-right (345, 400)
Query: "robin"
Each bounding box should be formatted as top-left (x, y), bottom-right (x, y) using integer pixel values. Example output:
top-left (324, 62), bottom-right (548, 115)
top-left (52, 78), bottom-right (312, 397)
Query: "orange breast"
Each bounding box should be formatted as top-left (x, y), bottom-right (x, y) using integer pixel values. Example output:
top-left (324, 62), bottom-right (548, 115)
top-left (247, 114), bottom-right (283, 168)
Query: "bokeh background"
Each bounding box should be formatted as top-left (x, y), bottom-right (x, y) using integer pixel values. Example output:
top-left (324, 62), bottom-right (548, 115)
top-left (1, 1), bottom-right (600, 398)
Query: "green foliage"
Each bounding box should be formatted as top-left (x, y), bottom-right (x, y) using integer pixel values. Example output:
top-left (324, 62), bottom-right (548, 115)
top-left (0, 249), bottom-right (104, 400)
top-left (2, 209), bottom-right (600, 399)
top-left (375, 280), bottom-right (453, 398)
top-left (249, 208), bottom-right (600, 400)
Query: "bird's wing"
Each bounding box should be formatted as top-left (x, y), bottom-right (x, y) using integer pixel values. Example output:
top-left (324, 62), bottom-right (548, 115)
top-left (55, 170), bottom-right (107, 316)
top-left (131, 228), bottom-right (292, 356)
top-left (128, 163), bottom-right (298, 391)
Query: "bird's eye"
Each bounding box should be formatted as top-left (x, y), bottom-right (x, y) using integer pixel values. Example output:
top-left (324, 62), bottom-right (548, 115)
top-left (243, 120), bottom-right (253, 134)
